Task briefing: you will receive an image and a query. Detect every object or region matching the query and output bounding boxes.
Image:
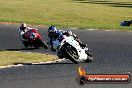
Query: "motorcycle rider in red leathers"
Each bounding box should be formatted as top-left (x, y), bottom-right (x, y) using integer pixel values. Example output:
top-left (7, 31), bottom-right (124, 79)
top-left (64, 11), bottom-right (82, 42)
top-left (19, 23), bottom-right (38, 41)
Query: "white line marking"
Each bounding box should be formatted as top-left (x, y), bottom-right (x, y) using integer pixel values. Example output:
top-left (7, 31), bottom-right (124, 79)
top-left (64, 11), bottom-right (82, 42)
top-left (32, 58), bottom-right (66, 65)
top-left (0, 58), bottom-right (65, 69)
top-left (105, 30), bottom-right (112, 31)
top-left (0, 64), bottom-right (24, 69)
top-left (87, 29), bottom-right (96, 31)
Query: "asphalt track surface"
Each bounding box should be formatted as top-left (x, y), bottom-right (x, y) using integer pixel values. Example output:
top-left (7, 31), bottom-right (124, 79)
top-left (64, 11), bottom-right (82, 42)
top-left (0, 24), bottom-right (132, 88)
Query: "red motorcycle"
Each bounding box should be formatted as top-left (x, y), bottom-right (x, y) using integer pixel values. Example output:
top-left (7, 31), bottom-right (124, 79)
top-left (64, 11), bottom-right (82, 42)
top-left (22, 29), bottom-right (48, 49)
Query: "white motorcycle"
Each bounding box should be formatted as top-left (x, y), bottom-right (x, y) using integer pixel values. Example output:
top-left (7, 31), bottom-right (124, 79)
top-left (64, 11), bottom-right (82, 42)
top-left (52, 35), bottom-right (94, 64)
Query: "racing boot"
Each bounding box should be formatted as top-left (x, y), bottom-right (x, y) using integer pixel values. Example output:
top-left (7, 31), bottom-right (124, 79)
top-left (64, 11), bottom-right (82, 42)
top-left (50, 45), bottom-right (56, 52)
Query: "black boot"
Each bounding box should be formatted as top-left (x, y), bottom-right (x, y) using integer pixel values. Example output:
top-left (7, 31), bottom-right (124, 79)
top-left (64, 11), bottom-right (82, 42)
top-left (51, 46), bottom-right (56, 52)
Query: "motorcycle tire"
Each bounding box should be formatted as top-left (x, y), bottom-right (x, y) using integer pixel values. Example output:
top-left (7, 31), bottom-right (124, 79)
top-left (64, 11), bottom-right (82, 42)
top-left (22, 41), bottom-right (28, 48)
top-left (64, 44), bottom-right (80, 64)
top-left (85, 51), bottom-right (94, 62)
top-left (32, 39), bottom-right (40, 48)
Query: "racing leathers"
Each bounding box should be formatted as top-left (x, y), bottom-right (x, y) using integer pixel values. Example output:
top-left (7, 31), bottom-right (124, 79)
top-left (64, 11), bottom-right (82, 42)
top-left (19, 27), bottom-right (38, 41)
top-left (47, 30), bottom-right (63, 51)
top-left (47, 30), bottom-right (87, 51)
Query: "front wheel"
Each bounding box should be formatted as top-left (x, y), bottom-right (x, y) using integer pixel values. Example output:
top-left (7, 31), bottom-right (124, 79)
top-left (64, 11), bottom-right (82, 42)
top-left (85, 51), bottom-right (94, 62)
top-left (64, 44), bottom-right (80, 64)
top-left (85, 56), bottom-right (94, 62)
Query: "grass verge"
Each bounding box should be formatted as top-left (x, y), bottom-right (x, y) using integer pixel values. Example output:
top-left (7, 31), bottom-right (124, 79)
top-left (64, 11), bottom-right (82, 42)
top-left (0, 51), bottom-right (57, 66)
top-left (0, 0), bottom-right (131, 30)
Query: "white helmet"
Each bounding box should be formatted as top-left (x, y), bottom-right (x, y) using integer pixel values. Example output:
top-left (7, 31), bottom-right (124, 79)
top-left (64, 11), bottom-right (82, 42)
top-left (20, 23), bottom-right (27, 30)
top-left (21, 23), bottom-right (26, 27)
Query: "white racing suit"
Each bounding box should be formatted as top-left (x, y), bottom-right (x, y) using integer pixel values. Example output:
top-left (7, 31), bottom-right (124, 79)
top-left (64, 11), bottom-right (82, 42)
top-left (47, 30), bottom-right (87, 51)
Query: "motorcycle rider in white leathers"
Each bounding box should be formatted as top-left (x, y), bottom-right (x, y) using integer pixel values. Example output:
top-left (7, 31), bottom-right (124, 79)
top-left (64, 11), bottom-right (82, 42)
top-left (47, 26), bottom-right (87, 51)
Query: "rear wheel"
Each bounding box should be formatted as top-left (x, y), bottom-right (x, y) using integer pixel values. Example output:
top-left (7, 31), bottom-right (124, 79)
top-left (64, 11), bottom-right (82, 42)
top-left (22, 41), bottom-right (28, 48)
top-left (64, 44), bottom-right (80, 64)
top-left (32, 39), bottom-right (40, 48)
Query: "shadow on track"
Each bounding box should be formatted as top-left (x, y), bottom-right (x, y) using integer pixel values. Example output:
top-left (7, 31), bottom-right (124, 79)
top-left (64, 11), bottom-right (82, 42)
top-left (13, 60), bottom-right (91, 66)
top-left (6, 48), bottom-right (37, 51)
top-left (13, 62), bottom-right (76, 66)
top-left (0, 48), bottom-right (38, 51)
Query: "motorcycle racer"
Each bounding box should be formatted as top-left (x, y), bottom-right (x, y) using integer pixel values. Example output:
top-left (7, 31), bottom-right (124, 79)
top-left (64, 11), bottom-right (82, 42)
top-left (47, 25), bottom-right (87, 51)
top-left (19, 23), bottom-right (38, 41)
top-left (19, 23), bottom-right (48, 48)
top-left (47, 26), bottom-right (63, 51)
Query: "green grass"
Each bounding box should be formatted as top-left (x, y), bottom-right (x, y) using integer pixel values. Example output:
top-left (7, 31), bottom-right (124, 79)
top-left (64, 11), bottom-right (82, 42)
top-left (0, 51), bottom-right (57, 66)
top-left (0, 0), bottom-right (132, 30)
